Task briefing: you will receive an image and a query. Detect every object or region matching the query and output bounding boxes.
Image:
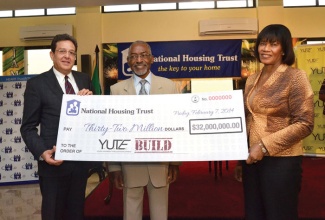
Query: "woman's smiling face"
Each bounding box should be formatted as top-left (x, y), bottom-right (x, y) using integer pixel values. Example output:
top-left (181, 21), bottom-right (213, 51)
top-left (258, 39), bottom-right (284, 66)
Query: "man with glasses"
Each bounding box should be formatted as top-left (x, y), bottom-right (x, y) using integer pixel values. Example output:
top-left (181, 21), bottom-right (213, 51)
top-left (20, 34), bottom-right (94, 220)
top-left (108, 40), bottom-right (181, 220)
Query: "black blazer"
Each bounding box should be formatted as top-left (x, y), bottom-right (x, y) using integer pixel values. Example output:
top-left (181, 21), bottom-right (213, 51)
top-left (20, 68), bottom-right (94, 176)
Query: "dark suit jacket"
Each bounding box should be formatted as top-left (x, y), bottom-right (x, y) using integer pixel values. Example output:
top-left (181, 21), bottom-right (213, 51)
top-left (20, 68), bottom-right (94, 177)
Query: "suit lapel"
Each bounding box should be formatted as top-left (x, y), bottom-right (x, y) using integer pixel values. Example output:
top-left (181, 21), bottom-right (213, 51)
top-left (123, 76), bottom-right (137, 95)
top-left (150, 74), bottom-right (162, 94)
top-left (72, 71), bottom-right (84, 91)
top-left (44, 69), bottom-right (64, 98)
top-left (265, 64), bottom-right (287, 87)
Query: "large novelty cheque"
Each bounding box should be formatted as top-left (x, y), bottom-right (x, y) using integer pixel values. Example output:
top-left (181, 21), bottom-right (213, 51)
top-left (55, 90), bottom-right (248, 161)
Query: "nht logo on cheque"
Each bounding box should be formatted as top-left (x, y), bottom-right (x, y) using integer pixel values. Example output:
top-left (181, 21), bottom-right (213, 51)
top-left (66, 99), bottom-right (80, 116)
top-left (135, 138), bottom-right (173, 152)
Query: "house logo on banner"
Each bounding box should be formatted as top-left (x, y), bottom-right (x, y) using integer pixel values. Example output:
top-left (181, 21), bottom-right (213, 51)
top-left (121, 48), bottom-right (133, 77)
top-left (0, 75), bottom-right (38, 184)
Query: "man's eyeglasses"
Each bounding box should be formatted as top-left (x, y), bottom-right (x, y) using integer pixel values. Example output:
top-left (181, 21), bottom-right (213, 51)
top-left (128, 54), bottom-right (151, 61)
top-left (56, 49), bottom-right (77, 57)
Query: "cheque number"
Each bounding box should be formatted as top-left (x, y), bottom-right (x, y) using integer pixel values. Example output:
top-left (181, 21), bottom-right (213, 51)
top-left (189, 117), bottom-right (243, 134)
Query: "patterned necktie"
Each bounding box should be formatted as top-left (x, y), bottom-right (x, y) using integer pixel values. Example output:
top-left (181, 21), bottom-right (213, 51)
top-left (139, 79), bottom-right (148, 95)
top-left (65, 75), bottom-right (75, 94)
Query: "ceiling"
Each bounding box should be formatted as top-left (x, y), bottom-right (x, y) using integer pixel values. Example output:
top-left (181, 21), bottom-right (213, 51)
top-left (0, 0), bottom-right (282, 10)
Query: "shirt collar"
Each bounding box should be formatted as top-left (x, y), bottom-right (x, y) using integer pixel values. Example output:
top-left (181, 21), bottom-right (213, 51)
top-left (53, 67), bottom-right (74, 82)
top-left (133, 72), bottom-right (152, 85)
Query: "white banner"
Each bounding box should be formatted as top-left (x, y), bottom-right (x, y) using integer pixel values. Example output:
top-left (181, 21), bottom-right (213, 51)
top-left (0, 75), bottom-right (38, 185)
top-left (55, 90), bottom-right (248, 161)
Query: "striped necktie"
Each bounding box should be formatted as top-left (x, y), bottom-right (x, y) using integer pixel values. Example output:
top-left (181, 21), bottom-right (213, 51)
top-left (138, 79), bottom-right (147, 95)
top-left (65, 75), bottom-right (75, 94)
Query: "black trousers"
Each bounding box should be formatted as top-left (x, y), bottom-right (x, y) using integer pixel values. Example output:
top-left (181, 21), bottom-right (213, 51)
top-left (242, 156), bottom-right (302, 220)
top-left (39, 165), bottom-right (89, 220)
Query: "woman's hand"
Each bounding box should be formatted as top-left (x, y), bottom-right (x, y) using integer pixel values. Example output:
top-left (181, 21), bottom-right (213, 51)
top-left (246, 143), bottom-right (264, 164)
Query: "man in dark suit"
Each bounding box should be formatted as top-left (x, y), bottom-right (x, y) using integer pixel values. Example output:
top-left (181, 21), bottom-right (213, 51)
top-left (20, 34), bottom-right (93, 220)
top-left (108, 40), bottom-right (181, 220)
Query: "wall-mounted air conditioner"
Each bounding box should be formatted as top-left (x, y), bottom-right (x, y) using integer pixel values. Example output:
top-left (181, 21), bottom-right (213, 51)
top-left (19, 24), bottom-right (73, 41)
top-left (199, 18), bottom-right (258, 36)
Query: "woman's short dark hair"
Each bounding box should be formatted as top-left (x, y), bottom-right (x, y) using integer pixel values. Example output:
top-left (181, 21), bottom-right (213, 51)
top-left (50, 34), bottom-right (78, 53)
top-left (254, 24), bottom-right (295, 66)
